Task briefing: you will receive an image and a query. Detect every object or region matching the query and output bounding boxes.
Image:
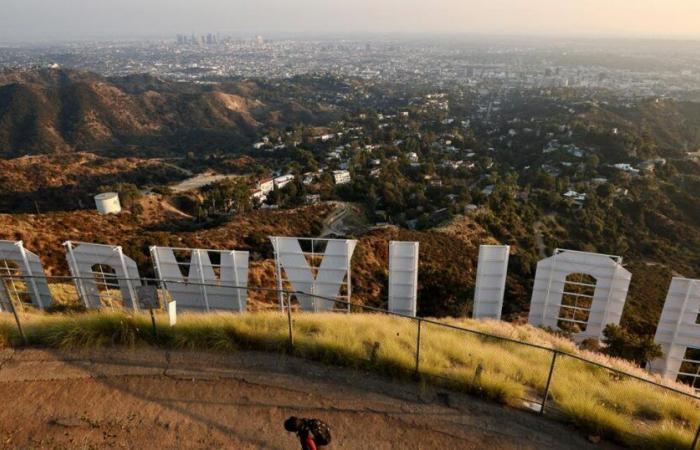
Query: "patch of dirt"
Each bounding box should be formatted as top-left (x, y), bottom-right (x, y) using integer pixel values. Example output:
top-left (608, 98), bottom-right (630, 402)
top-left (137, 194), bottom-right (193, 226)
top-left (0, 348), bottom-right (620, 449)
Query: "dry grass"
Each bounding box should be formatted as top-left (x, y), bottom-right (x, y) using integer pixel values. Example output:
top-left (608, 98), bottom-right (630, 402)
top-left (0, 311), bottom-right (697, 449)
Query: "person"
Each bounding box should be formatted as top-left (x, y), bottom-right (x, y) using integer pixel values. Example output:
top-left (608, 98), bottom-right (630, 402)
top-left (284, 416), bottom-right (332, 450)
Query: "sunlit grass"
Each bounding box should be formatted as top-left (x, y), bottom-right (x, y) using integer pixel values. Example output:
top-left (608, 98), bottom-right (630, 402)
top-left (47, 283), bottom-right (81, 305)
top-left (0, 311), bottom-right (697, 449)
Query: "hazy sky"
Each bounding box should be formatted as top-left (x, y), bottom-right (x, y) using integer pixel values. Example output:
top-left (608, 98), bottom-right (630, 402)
top-left (1, 0), bottom-right (699, 42)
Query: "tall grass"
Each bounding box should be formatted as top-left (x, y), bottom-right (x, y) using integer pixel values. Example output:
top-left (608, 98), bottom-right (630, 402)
top-left (0, 311), bottom-right (697, 449)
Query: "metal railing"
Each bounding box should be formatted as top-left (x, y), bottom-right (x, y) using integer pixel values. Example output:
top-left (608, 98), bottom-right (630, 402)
top-left (2, 273), bottom-right (700, 449)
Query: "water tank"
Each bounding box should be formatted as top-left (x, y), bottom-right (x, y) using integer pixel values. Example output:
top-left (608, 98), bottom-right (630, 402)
top-left (94, 192), bottom-right (122, 215)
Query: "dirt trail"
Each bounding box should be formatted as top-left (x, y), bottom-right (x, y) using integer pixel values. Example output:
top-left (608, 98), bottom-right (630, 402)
top-left (170, 172), bottom-right (241, 193)
top-left (0, 348), bottom-right (617, 449)
top-left (534, 220), bottom-right (547, 259)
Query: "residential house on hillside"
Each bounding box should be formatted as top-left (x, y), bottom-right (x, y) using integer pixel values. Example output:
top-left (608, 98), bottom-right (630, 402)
top-left (333, 170), bottom-right (351, 185)
top-left (257, 178), bottom-right (275, 195)
top-left (481, 185), bottom-right (495, 196)
top-left (273, 174), bottom-right (294, 189)
top-left (302, 172), bottom-right (319, 185)
top-left (639, 158), bottom-right (667, 173)
top-left (305, 194), bottom-right (321, 204)
top-left (614, 163), bottom-right (640, 174)
top-left (250, 189), bottom-right (266, 203)
top-left (563, 190), bottom-right (587, 207)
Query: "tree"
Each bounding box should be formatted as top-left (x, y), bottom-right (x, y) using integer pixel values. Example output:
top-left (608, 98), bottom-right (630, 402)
top-left (601, 324), bottom-right (662, 367)
top-left (201, 178), bottom-right (251, 214)
top-left (294, 148), bottom-right (319, 172)
top-left (534, 171), bottom-right (556, 191)
top-left (99, 183), bottom-right (142, 213)
top-left (586, 154), bottom-right (600, 169)
top-left (596, 183), bottom-right (614, 198)
top-left (418, 265), bottom-right (471, 317)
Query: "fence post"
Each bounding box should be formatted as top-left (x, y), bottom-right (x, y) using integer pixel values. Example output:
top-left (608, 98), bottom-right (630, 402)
top-left (7, 298), bottom-right (28, 346)
top-left (691, 421), bottom-right (700, 450)
top-left (286, 293), bottom-right (294, 351)
top-left (540, 351), bottom-right (558, 415)
top-left (149, 306), bottom-right (157, 340)
top-left (414, 319), bottom-right (422, 377)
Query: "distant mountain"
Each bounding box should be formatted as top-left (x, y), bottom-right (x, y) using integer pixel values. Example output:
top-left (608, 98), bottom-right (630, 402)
top-left (0, 68), bottom-right (323, 157)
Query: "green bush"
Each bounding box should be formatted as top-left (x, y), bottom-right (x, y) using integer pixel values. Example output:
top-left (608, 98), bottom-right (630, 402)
top-left (601, 324), bottom-right (663, 367)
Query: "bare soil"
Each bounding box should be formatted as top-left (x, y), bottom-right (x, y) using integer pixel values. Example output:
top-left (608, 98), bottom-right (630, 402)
top-left (0, 348), bottom-right (619, 449)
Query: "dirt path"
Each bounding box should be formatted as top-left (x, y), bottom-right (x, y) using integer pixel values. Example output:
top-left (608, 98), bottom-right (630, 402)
top-left (534, 220), bottom-right (547, 259)
top-left (533, 213), bottom-right (558, 259)
top-left (0, 348), bottom-right (617, 449)
top-left (170, 172), bottom-right (241, 193)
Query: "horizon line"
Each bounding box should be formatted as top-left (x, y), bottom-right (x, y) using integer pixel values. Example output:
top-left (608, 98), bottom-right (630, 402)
top-left (2, 30), bottom-right (700, 46)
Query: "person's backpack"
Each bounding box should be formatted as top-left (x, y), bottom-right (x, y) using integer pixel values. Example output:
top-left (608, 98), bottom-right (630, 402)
top-left (306, 419), bottom-right (331, 446)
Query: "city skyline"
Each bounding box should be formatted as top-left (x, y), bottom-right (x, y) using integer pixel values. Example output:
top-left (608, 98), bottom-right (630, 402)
top-left (1, 0), bottom-right (700, 43)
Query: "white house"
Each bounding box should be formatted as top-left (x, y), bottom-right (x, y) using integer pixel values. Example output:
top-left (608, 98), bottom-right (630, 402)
top-left (258, 178), bottom-right (275, 195)
top-left (304, 194), bottom-right (321, 205)
top-left (250, 189), bottom-right (267, 202)
top-left (614, 163), bottom-right (640, 174)
top-left (302, 172), bottom-right (318, 185)
top-left (333, 170), bottom-right (351, 185)
top-left (563, 190), bottom-right (587, 202)
top-left (274, 174), bottom-right (295, 189)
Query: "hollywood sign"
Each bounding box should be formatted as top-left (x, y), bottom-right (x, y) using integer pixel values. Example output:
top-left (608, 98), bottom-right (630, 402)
top-left (0, 238), bottom-right (697, 386)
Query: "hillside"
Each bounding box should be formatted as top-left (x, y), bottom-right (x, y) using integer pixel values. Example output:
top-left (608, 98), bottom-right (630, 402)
top-left (574, 99), bottom-right (700, 159)
top-left (354, 221), bottom-right (495, 316)
top-left (0, 312), bottom-right (696, 449)
top-left (0, 203), bottom-right (331, 273)
top-left (0, 204), bottom-right (492, 311)
top-left (0, 68), bottom-right (332, 157)
top-left (0, 203), bottom-right (332, 307)
top-left (0, 198), bottom-right (692, 331)
top-left (0, 152), bottom-right (189, 212)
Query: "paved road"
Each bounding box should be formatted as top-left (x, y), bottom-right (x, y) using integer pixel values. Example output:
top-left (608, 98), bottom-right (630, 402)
top-left (0, 348), bottom-right (618, 449)
top-left (320, 202), bottom-right (352, 237)
top-left (320, 202), bottom-right (369, 238)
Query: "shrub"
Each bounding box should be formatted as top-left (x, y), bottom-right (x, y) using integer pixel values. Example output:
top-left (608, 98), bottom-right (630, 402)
top-left (601, 324), bottom-right (663, 367)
